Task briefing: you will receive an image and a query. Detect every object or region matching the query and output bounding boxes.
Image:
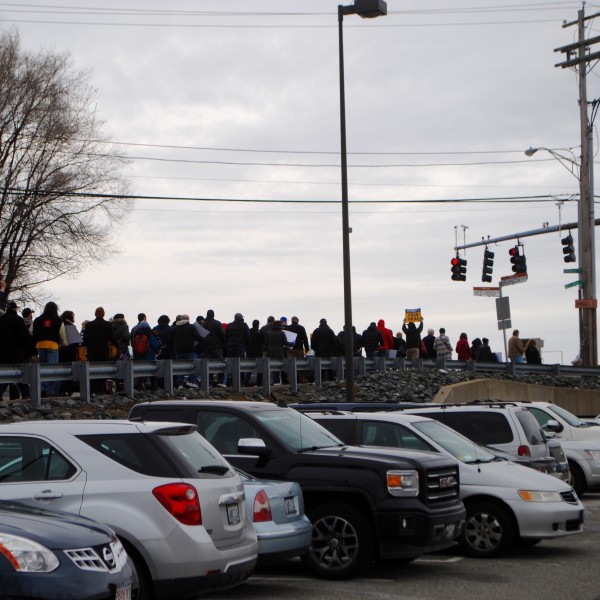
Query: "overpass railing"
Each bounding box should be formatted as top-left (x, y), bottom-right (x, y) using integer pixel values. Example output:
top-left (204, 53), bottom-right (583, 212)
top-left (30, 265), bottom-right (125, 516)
top-left (1, 356), bottom-right (600, 408)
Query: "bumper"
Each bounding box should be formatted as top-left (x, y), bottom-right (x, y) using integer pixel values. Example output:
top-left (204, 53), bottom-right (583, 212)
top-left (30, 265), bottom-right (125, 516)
top-left (145, 521), bottom-right (258, 599)
top-left (0, 560), bottom-right (136, 600)
top-left (375, 504), bottom-right (466, 558)
top-left (512, 500), bottom-right (584, 540)
top-left (154, 557), bottom-right (256, 599)
top-left (255, 517), bottom-right (313, 565)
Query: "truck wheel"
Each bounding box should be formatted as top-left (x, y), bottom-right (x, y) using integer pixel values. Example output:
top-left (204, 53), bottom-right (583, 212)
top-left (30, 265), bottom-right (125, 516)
top-left (458, 502), bottom-right (515, 558)
top-left (568, 460), bottom-right (586, 497)
top-left (302, 504), bottom-right (374, 579)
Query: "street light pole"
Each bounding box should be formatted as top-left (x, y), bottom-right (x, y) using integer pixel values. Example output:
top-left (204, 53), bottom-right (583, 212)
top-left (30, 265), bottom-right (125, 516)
top-left (338, 0), bottom-right (387, 401)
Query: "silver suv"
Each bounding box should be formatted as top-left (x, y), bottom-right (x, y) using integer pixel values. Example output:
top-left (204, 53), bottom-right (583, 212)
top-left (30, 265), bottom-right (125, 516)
top-left (403, 403), bottom-right (570, 481)
top-left (0, 420), bottom-right (258, 600)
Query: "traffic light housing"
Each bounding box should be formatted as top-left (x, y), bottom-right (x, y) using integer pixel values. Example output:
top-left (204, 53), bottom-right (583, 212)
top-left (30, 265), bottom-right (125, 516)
top-left (482, 248), bottom-right (494, 283)
top-left (561, 234), bottom-right (576, 263)
top-left (509, 245), bottom-right (527, 274)
top-left (451, 255), bottom-right (467, 281)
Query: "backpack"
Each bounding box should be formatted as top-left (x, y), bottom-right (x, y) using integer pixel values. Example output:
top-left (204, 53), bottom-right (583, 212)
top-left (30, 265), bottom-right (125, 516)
top-left (133, 330), bottom-right (150, 357)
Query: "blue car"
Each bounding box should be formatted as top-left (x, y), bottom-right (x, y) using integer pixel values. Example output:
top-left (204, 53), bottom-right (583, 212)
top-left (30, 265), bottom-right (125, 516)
top-left (237, 470), bottom-right (312, 565)
top-left (0, 500), bottom-right (137, 600)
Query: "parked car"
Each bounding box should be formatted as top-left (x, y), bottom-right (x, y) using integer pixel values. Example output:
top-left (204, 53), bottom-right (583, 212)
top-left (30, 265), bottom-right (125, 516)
top-left (237, 469), bottom-right (312, 565)
top-left (293, 408), bottom-right (584, 558)
top-left (129, 400), bottom-right (466, 580)
top-left (395, 402), bottom-right (570, 481)
top-left (0, 499), bottom-right (137, 600)
top-left (0, 420), bottom-right (257, 600)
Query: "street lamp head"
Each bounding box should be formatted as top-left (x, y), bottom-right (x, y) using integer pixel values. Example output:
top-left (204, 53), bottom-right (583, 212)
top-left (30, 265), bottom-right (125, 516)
top-left (341, 0), bottom-right (387, 18)
top-left (524, 147), bottom-right (539, 157)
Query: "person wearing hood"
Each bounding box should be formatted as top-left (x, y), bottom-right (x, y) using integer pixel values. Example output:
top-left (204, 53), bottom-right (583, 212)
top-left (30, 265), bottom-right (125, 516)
top-left (376, 319), bottom-right (394, 358)
top-left (402, 319), bottom-right (423, 360)
top-left (172, 314), bottom-right (201, 389)
top-left (362, 322), bottom-right (384, 358)
top-left (111, 313), bottom-right (131, 359)
top-left (455, 332), bottom-right (472, 361)
top-left (0, 300), bottom-right (32, 400)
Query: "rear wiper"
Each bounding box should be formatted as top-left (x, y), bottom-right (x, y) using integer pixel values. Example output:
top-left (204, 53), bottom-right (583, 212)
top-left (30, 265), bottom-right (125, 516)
top-left (198, 465), bottom-right (230, 475)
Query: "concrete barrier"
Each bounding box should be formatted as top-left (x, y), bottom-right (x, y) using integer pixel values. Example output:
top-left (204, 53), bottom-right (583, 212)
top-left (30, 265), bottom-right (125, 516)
top-left (433, 379), bottom-right (600, 417)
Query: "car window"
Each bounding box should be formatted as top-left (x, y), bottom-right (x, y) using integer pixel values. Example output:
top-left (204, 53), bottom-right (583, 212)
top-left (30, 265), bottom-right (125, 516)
top-left (514, 410), bottom-right (544, 445)
top-left (361, 422), bottom-right (435, 452)
top-left (78, 433), bottom-right (181, 477)
top-left (440, 412), bottom-right (514, 445)
top-left (528, 407), bottom-right (550, 429)
top-left (0, 436), bottom-right (77, 482)
top-left (313, 418), bottom-right (355, 445)
top-left (546, 404), bottom-right (586, 427)
top-left (196, 412), bottom-right (261, 454)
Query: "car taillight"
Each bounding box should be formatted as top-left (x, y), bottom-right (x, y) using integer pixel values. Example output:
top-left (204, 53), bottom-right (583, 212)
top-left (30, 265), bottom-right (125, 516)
top-left (153, 483), bottom-right (202, 525)
top-left (252, 490), bottom-right (272, 523)
top-left (518, 445), bottom-right (531, 457)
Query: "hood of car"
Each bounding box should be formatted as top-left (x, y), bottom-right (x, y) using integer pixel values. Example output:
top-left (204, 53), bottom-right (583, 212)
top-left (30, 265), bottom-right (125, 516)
top-left (0, 501), bottom-right (112, 549)
top-left (459, 459), bottom-right (571, 491)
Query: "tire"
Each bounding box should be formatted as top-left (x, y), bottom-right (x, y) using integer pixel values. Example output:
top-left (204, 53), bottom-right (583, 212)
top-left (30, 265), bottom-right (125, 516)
top-left (458, 502), bottom-right (515, 558)
top-left (119, 539), bottom-right (154, 600)
top-left (568, 460), bottom-right (587, 497)
top-left (302, 503), bottom-right (374, 579)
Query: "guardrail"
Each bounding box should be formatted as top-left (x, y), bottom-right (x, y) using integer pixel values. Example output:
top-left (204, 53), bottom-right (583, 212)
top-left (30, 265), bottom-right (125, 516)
top-left (1, 356), bottom-right (600, 408)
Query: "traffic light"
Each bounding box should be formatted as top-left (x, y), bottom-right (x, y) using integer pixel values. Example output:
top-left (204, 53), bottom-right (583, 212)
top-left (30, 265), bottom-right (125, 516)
top-left (451, 255), bottom-right (467, 281)
top-left (482, 248), bottom-right (494, 283)
top-left (561, 234), bottom-right (576, 263)
top-left (509, 245), bottom-right (527, 274)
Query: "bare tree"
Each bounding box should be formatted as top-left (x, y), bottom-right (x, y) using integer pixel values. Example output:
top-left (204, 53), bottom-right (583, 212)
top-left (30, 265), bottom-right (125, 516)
top-left (0, 29), bottom-right (130, 307)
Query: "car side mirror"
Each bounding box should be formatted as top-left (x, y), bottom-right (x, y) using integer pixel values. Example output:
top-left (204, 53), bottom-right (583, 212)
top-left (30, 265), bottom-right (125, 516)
top-left (545, 419), bottom-right (564, 433)
top-left (238, 438), bottom-right (272, 458)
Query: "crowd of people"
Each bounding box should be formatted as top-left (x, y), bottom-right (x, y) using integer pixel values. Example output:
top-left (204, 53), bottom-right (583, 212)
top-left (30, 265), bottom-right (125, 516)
top-left (0, 284), bottom-right (542, 398)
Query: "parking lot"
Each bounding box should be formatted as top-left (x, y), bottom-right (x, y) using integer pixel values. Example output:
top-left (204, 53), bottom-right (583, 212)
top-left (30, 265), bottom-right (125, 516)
top-left (207, 493), bottom-right (600, 600)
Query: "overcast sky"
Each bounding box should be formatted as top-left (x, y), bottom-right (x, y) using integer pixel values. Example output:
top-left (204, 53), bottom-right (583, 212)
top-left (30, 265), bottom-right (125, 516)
top-left (4, 0), bottom-right (598, 363)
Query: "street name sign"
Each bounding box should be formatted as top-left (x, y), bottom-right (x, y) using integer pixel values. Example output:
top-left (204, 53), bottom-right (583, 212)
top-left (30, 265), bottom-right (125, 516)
top-left (565, 279), bottom-right (583, 289)
top-left (500, 273), bottom-right (528, 287)
top-left (473, 287), bottom-right (500, 297)
top-left (564, 268), bottom-right (583, 274)
top-left (575, 298), bottom-right (597, 309)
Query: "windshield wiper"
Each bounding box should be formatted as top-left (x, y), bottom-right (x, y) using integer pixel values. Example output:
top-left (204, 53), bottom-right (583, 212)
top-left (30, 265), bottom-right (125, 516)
top-left (198, 465), bottom-right (230, 475)
top-left (298, 443), bottom-right (344, 452)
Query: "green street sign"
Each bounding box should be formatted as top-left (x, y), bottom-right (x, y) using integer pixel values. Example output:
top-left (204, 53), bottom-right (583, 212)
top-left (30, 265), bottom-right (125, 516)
top-left (563, 268), bottom-right (583, 274)
top-left (565, 279), bottom-right (583, 289)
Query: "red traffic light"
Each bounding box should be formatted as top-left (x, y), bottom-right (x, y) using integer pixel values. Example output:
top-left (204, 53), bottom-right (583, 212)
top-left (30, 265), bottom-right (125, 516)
top-left (508, 247), bottom-right (518, 256)
top-left (451, 257), bottom-right (459, 266)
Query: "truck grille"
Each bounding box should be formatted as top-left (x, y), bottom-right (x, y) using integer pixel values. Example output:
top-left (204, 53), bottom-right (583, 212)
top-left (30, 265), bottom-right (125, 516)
top-left (425, 466), bottom-right (460, 505)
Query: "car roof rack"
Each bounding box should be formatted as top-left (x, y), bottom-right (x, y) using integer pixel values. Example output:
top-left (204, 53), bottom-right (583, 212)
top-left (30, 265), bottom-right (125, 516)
top-left (290, 401), bottom-right (437, 413)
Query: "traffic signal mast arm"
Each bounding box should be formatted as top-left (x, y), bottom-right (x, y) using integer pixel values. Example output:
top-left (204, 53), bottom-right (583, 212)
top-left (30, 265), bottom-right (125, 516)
top-left (454, 218), bottom-right (600, 251)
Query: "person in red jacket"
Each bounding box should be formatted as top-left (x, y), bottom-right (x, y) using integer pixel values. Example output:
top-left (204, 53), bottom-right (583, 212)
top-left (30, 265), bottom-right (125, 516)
top-left (376, 319), bottom-right (394, 358)
top-left (455, 332), bottom-right (472, 361)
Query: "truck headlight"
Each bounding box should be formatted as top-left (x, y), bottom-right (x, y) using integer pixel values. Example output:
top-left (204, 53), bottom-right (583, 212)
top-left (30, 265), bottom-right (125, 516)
top-left (387, 470), bottom-right (419, 497)
top-left (518, 490), bottom-right (562, 502)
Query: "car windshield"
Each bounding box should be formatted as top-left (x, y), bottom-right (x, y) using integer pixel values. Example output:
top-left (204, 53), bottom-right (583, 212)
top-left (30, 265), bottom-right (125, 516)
top-left (412, 420), bottom-right (496, 464)
top-left (254, 409), bottom-right (343, 451)
top-left (547, 404), bottom-right (588, 427)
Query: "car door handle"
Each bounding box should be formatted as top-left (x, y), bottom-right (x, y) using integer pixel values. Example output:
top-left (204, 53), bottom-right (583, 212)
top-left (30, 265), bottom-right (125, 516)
top-left (33, 489), bottom-right (64, 501)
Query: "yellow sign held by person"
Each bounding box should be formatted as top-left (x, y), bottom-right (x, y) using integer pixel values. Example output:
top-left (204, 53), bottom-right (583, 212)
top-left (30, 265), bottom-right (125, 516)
top-left (405, 308), bottom-right (422, 323)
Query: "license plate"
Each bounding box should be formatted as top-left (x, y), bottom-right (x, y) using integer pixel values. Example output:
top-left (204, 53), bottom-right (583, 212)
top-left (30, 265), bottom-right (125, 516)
top-left (115, 582), bottom-right (131, 600)
top-left (285, 496), bottom-right (298, 516)
top-left (227, 503), bottom-right (240, 525)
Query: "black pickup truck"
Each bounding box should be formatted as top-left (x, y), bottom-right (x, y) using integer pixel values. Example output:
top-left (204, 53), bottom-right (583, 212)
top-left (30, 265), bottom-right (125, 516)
top-left (129, 400), bottom-right (466, 579)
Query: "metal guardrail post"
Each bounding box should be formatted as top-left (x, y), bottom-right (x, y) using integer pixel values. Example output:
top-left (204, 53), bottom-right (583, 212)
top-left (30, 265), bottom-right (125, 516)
top-left (199, 359), bottom-right (210, 392)
top-left (229, 358), bottom-right (241, 392)
top-left (466, 360), bottom-right (476, 372)
top-left (356, 356), bottom-right (366, 376)
top-left (288, 358), bottom-right (298, 392)
top-left (507, 362), bottom-right (517, 376)
top-left (72, 361), bottom-right (91, 403)
top-left (157, 360), bottom-right (174, 394)
top-left (119, 360), bottom-right (135, 397)
top-left (22, 362), bottom-right (41, 408)
top-left (260, 358), bottom-right (271, 395)
top-left (552, 364), bottom-right (561, 376)
top-left (336, 357), bottom-right (345, 381)
top-left (312, 357), bottom-right (323, 388)
top-left (436, 357), bottom-right (446, 370)
top-left (375, 357), bottom-right (385, 372)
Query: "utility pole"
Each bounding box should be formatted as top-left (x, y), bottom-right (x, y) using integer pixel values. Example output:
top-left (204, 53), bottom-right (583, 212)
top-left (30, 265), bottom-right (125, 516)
top-left (555, 6), bottom-right (599, 366)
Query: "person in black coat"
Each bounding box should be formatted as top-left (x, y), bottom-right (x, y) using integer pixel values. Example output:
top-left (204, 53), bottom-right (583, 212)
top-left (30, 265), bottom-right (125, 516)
top-left (525, 339), bottom-right (542, 364)
top-left (311, 318), bottom-right (338, 381)
top-left (0, 301), bottom-right (32, 399)
top-left (362, 322), bottom-right (384, 358)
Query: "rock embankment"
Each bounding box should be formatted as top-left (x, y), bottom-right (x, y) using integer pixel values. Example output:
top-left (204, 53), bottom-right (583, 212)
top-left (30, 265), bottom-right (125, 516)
top-left (2, 369), bottom-right (600, 422)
